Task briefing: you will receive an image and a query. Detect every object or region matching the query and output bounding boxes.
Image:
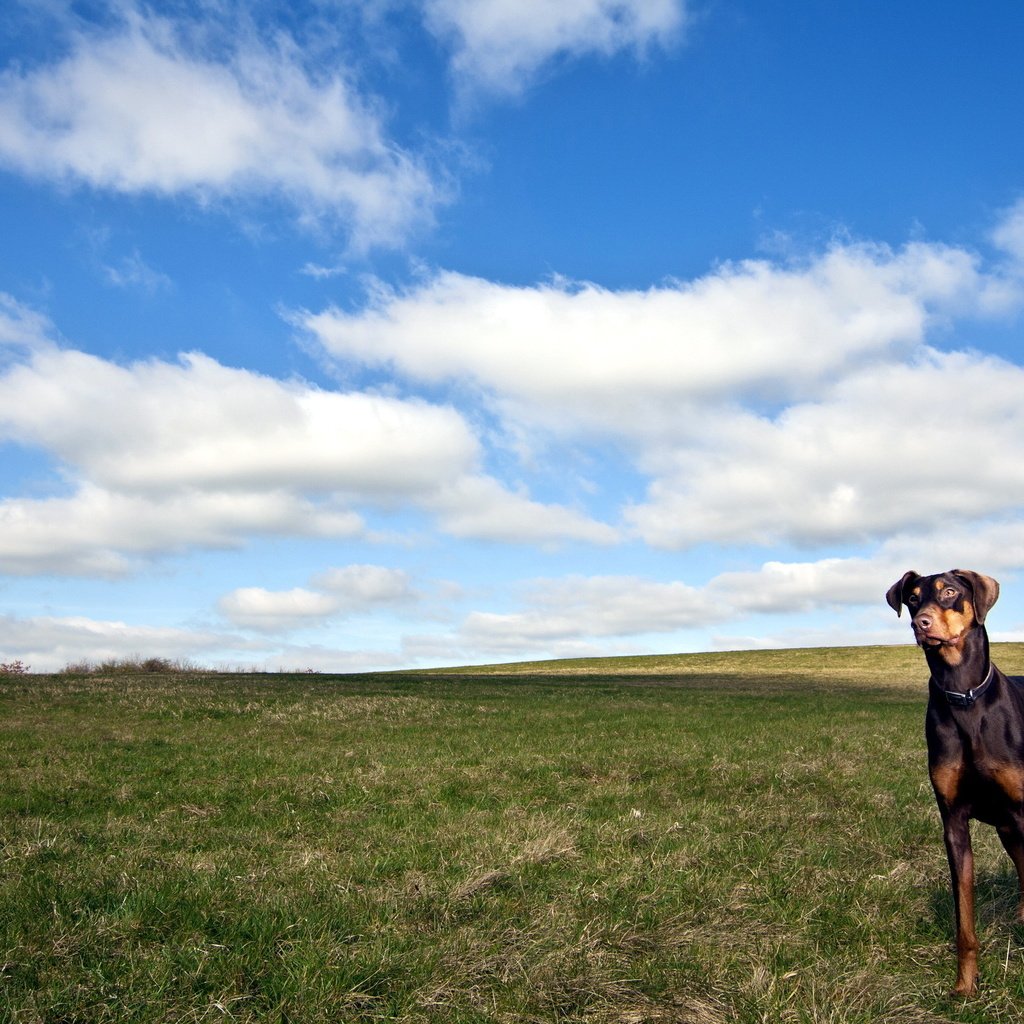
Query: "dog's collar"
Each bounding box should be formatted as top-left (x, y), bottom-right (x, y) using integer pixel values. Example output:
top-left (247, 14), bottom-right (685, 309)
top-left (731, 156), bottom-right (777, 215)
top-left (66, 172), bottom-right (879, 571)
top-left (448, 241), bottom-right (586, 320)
top-left (930, 664), bottom-right (996, 708)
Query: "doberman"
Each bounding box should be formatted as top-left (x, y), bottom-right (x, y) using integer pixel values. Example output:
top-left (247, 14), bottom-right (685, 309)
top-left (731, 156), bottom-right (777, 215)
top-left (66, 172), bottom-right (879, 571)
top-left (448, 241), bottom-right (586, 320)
top-left (887, 569), bottom-right (1024, 996)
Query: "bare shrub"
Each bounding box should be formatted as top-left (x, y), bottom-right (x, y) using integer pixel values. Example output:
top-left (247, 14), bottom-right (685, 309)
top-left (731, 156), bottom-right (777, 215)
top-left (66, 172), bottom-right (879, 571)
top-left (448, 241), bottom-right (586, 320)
top-left (59, 656), bottom-right (202, 676)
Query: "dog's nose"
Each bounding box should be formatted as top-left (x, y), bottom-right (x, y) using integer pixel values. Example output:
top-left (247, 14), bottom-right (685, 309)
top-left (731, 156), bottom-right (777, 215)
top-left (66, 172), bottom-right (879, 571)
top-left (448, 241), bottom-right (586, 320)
top-left (915, 612), bottom-right (932, 629)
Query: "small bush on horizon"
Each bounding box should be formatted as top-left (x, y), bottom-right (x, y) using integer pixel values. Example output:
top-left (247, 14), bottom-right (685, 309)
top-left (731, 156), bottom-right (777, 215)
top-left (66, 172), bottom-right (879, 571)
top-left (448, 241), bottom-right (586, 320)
top-left (0, 659), bottom-right (30, 675)
top-left (58, 655), bottom-right (201, 676)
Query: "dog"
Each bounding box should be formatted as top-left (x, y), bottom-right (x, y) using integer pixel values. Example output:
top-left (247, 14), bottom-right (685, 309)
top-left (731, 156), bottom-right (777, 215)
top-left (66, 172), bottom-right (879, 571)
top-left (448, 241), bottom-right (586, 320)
top-left (886, 569), bottom-right (1024, 995)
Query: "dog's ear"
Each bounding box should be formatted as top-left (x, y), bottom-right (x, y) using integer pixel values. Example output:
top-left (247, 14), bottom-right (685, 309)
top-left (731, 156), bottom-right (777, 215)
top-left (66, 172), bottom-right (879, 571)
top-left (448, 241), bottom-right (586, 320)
top-left (886, 571), bottom-right (920, 617)
top-left (952, 569), bottom-right (1000, 624)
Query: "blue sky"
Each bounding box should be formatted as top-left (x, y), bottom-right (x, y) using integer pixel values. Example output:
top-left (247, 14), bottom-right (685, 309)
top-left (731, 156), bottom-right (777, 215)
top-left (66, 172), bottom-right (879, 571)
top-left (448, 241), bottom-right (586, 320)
top-left (2, 0), bottom-right (1024, 671)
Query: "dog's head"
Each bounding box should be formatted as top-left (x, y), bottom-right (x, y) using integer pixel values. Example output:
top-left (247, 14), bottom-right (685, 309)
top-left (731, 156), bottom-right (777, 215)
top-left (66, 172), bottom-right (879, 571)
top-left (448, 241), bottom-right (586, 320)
top-left (885, 569), bottom-right (999, 651)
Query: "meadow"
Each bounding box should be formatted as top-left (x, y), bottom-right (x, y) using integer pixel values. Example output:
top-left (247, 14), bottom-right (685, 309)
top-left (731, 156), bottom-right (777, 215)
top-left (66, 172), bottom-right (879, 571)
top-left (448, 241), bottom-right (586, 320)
top-left (5, 645), bottom-right (1024, 1023)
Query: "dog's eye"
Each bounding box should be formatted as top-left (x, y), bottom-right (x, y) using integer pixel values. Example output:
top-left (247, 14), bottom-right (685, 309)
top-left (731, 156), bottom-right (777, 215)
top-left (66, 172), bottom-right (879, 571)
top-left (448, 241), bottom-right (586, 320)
top-left (943, 587), bottom-right (957, 600)
top-left (907, 594), bottom-right (919, 606)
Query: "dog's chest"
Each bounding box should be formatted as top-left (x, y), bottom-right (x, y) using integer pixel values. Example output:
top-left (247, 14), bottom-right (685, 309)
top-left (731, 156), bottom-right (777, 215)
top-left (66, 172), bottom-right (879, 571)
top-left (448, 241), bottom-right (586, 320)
top-left (932, 750), bottom-right (1024, 824)
top-left (929, 705), bottom-right (1024, 815)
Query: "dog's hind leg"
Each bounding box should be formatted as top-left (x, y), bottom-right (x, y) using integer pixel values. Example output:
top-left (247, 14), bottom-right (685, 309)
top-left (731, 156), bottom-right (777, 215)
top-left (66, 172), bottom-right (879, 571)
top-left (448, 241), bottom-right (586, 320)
top-left (997, 820), bottom-right (1024, 922)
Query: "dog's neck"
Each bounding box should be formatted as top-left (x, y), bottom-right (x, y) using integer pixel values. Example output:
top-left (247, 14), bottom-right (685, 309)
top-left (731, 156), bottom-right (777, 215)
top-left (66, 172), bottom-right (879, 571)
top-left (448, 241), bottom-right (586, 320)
top-left (924, 623), bottom-right (991, 693)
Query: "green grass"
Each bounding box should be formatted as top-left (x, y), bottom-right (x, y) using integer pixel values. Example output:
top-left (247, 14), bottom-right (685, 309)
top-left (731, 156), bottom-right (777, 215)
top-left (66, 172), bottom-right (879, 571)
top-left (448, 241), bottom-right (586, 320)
top-left (5, 645), bottom-right (1024, 1022)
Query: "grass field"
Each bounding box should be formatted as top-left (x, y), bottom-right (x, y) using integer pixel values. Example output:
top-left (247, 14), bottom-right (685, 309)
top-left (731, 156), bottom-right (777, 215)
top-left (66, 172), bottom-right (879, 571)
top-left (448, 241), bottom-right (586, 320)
top-left (5, 645), bottom-right (1024, 1023)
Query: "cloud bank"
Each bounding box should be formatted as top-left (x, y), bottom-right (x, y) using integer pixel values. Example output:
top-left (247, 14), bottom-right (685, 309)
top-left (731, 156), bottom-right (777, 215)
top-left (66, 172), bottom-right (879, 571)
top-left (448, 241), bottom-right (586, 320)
top-left (302, 210), bottom-right (1024, 554)
top-left (0, 306), bottom-right (612, 574)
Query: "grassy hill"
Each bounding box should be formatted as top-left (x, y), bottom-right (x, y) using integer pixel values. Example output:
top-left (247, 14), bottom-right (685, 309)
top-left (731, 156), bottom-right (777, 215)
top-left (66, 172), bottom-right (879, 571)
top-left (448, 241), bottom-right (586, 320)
top-left (413, 641), bottom-right (1024, 687)
top-left (416, 641), bottom-right (925, 676)
top-left (4, 645), bottom-right (1024, 1022)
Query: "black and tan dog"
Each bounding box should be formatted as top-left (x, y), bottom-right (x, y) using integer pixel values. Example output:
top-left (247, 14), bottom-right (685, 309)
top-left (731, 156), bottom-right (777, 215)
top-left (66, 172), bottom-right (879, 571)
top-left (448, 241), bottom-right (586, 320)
top-left (887, 569), bottom-right (1024, 995)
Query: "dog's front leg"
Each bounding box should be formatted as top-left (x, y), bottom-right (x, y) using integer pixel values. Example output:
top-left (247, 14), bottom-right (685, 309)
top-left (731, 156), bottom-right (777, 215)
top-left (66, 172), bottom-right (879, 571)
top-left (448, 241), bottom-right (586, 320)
top-left (942, 809), bottom-right (979, 996)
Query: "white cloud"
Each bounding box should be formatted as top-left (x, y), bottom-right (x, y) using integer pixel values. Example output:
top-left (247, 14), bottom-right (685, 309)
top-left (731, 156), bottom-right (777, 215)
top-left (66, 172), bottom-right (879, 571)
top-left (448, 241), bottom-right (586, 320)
top-left (0, 312), bottom-right (615, 572)
top-left (302, 239), bottom-right (995, 438)
top-left (217, 586), bottom-right (341, 631)
top-left (706, 558), bottom-right (879, 614)
top-left (627, 349), bottom-right (1024, 548)
top-left (451, 561), bottom-right (870, 655)
top-left (102, 249), bottom-right (173, 293)
top-left (461, 575), bottom-right (707, 650)
top-left (0, 347), bottom-right (480, 496)
top-left (0, 484), bottom-right (366, 576)
top-left (0, 293), bottom-right (56, 352)
top-left (993, 197), bottom-right (1024, 265)
top-left (0, 11), bottom-right (440, 247)
top-left (312, 564), bottom-right (416, 606)
top-left (427, 475), bottom-right (619, 544)
top-left (422, 0), bottom-right (686, 95)
top-left (220, 564), bottom-right (418, 632)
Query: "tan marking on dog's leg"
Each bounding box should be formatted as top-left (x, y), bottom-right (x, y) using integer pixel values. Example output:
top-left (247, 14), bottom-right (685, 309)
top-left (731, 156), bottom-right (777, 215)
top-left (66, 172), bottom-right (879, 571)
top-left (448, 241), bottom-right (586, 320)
top-left (946, 826), bottom-right (979, 997)
top-left (953, 850), bottom-right (979, 996)
top-left (931, 761), bottom-right (963, 805)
